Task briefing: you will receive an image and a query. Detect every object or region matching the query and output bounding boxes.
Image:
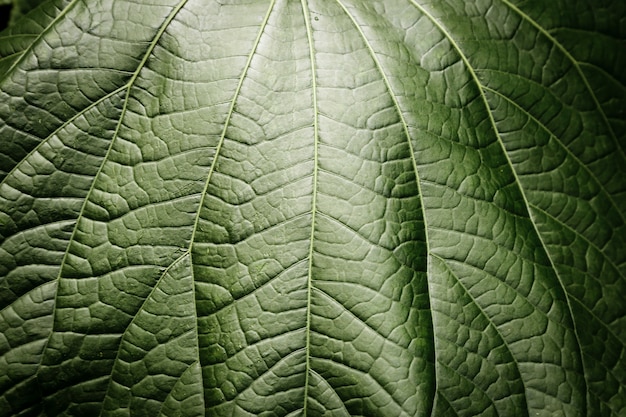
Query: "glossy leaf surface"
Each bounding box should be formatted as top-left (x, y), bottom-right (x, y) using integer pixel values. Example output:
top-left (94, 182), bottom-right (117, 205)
top-left (0, 0), bottom-right (624, 416)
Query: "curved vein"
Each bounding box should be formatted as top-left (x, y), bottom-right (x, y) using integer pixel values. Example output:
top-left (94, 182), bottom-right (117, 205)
top-left (331, 2), bottom-right (438, 411)
top-left (0, 85), bottom-right (126, 190)
top-left (32, 0), bottom-right (191, 405)
top-left (187, 0), bottom-right (275, 248)
top-left (409, 2), bottom-right (589, 410)
top-left (300, 0), bottom-right (318, 413)
top-left (482, 83), bottom-right (626, 226)
top-left (499, 0), bottom-right (625, 161)
top-left (0, 0), bottom-right (80, 83)
top-left (431, 253), bottom-right (530, 417)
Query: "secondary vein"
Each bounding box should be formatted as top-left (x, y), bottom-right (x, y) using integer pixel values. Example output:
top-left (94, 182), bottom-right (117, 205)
top-left (300, 0), bottom-right (319, 414)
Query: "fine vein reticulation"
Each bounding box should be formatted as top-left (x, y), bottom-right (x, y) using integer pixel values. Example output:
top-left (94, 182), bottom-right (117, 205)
top-left (0, 0), bottom-right (624, 417)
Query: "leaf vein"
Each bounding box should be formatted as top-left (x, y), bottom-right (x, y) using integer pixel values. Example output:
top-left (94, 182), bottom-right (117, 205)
top-left (300, 0), bottom-right (318, 413)
top-left (499, 0), bottom-right (625, 161)
top-left (331, 2), bottom-right (437, 413)
top-left (482, 84), bottom-right (626, 226)
top-left (411, 4), bottom-right (589, 412)
top-left (431, 253), bottom-right (530, 417)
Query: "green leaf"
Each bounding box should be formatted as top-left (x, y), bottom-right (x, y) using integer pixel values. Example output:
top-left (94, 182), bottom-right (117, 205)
top-left (0, 0), bottom-right (624, 416)
top-left (0, 0), bottom-right (52, 32)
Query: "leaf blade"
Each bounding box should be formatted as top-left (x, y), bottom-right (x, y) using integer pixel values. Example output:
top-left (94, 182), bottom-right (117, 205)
top-left (0, 0), bottom-right (624, 416)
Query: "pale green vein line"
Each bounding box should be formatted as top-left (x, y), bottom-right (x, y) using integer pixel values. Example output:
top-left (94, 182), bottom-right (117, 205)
top-left (229, 346), bottom-right (306, 403)
top-left (0, 0), bottom-right (80, 82)
top-left (308, 369), bottom-right (352, 416)
top-left (314, 356), bottom-right (412, 416)
top-left (568, 289), bottom-right (624, 354)
top-left (185, 1), bottom-right (275, 413)
top-left (482, 84), bottom-right (626, 226)
top-left (431, 253), bottom-right (530, 417)
top-left (314, 285), bottom-right (412, 351)
top-left (436, 361), bottom-right (502, 417)
top-left (577, 61), bottom-right (626, 93)
top-left (317, 211), bottom-right (394, 251)
top-left (156, 360), bottom-right (201, 417)
top-left (332, 2), bottom-right (437, 415)
top-left (333, 0), bottom-right (429, 253)
top-left (409, 3), bottom-right (589, 413)
top-left (0, 282), bottom-right (56, 369)
top-left (528, 201), bottom-right (624, 288)
top-left (434, 392), bottom-right (459, 417)
top-left (187, 0), bottom-right (275, 248)
top-left (499, 0), bottom-right (625, 162)
top-left (99, 251), bottom-right (190, 417)
top-left (439, 244), bottom-right (573, 329)
top-left (52, 0), bottom-right (191, 296)
top-left (301, 0), bottom-right (318, 414)
top-left (0, 33), bottom-right (38, 44)
top-left (418, 178), bottom-right (529, 218)
top-left (208, 258), bottom-right (307, 316)
top-left (0, 85), bottom-right (126, 189)
top-left (34, 0), bottom-right (191, 408)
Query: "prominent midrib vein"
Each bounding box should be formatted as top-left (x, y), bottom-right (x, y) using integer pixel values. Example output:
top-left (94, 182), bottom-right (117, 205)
top-left (300, 0), bottom-right (318, 414)
top-left (409, 1), bottom-right (589, 413)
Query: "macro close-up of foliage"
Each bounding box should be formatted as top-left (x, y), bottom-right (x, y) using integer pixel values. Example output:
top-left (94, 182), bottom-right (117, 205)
top-left (0, 0), bottom-right (624, 416)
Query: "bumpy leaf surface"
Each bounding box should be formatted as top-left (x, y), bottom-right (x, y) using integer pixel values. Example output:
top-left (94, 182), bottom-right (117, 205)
top-left (0, 0), bottom-right (624, 416)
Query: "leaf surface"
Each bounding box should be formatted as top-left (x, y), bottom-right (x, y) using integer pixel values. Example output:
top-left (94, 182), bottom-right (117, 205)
top-left (0, 0), bottom-right (624, 416)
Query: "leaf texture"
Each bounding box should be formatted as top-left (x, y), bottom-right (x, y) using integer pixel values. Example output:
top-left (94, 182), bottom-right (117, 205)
top-left (0, 0), bottom-right (624, 416)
